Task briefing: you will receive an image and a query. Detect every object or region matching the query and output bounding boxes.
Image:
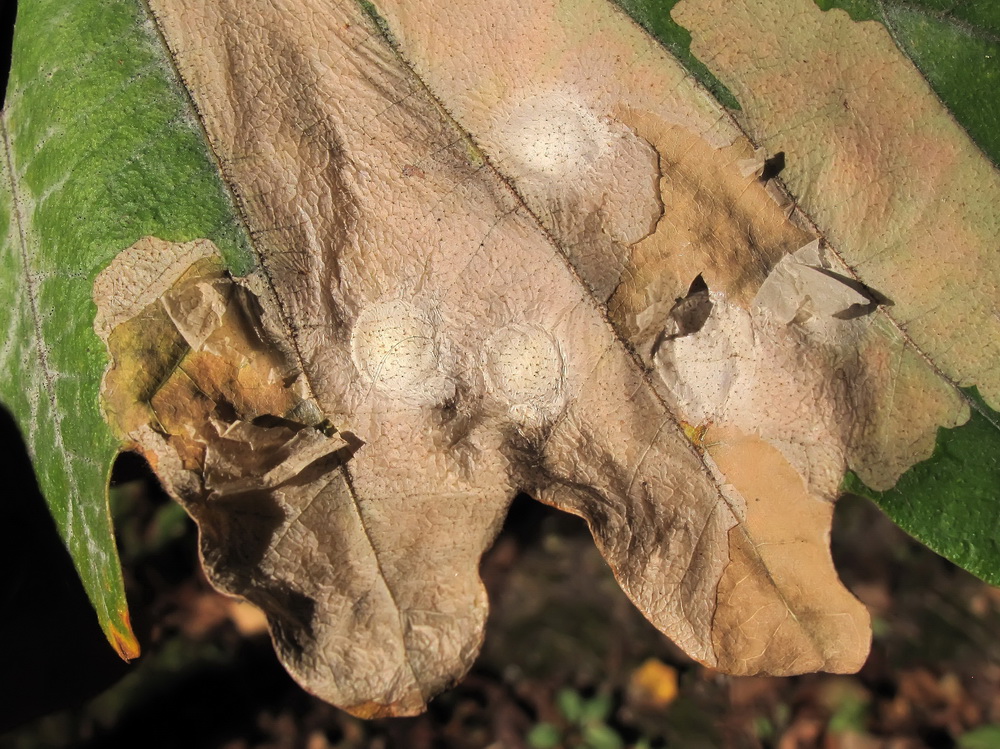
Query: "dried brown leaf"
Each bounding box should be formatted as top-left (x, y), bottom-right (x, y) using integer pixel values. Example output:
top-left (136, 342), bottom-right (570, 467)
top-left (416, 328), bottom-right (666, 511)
top-left (88, 0), bottom-right (988, 716)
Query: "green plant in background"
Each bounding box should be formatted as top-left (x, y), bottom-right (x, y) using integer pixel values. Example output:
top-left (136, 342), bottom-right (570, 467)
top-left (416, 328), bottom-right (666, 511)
top-left (751, 702), bottom-right (791, 743)
top-left (959, 724), bottom-right (1000, 749)
top-left (527, 689), bottom-right (647, 749)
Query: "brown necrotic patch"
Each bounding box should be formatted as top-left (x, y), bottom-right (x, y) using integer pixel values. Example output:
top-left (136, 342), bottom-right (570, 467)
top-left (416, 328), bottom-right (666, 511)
top-left (93, 235), bottom-right (351, 690)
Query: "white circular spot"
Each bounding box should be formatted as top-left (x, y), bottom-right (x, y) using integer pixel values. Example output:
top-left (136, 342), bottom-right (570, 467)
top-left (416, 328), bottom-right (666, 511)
top-left (500, 93), bottom-right (610, 177)
top-left (351, 300), bottom-right (454, 406)
top-left (483, 324), bottom-right (564, 424)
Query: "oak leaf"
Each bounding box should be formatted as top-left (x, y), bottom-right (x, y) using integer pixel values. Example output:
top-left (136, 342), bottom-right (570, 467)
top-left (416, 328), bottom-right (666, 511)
top-left (2, 0), bottom-right (999, 718)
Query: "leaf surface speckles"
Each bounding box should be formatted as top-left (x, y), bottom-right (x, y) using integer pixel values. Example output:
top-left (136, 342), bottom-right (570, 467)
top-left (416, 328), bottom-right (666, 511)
top-left (3, 0), bottom-right (999, 717)
top-left (134, 0), bottom-right (880, 712)
top-left (672, 0), bottom-right (1000, 579)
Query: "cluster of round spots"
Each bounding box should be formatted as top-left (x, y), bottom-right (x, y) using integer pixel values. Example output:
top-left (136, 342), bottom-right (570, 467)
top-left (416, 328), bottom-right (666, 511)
top-left (350, 300), bottom-right (455, 407)
top-left (499, 92), bottom-right (611, 178)
top-left (351, 302), bottom-right (566, 424)
top-left (482, 324), bottom-right (565, 426)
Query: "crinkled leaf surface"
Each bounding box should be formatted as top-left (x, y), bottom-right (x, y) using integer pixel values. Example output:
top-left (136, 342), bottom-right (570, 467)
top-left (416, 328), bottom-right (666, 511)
top-left (669, 0), bottom-right (1000, 587)
top-left (813, 0), bottom-right (1000, 163)
top-left (1, 0), bottom-right (998, 718)
top-left (617, 0), bottom-right (1000, 588)
top-left (796, 0), bottom-right (1000, 583)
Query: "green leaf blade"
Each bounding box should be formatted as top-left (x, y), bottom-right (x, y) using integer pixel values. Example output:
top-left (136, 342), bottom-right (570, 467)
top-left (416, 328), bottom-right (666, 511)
top-left (0, 0), bottom-right (253, 657)
top-left (845, 390), bottom-right (1000, 586)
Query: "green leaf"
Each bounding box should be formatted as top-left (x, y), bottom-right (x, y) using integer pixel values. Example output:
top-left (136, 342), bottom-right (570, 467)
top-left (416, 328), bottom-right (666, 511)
top-left (581, 722), bottom-right (625, 749)
top-left (581, 693), bottom-right (615, 724)
top-left (527, 722), bottom-right (563, 749)
top-left (0, 0), bottom-right (251, 656)
top-left (958, 724), bottom-right (1000, 749)
top-left (826, 690), bottom-right (870, 734)
top-left (845, 390), bottom-right (1000, 585)
top-left (557, 689), bottom-right (586, 724)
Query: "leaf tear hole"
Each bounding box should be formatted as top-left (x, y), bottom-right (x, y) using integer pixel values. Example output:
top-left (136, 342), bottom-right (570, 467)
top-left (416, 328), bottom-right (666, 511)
top-left (651, 274), bottom-right (713, 358)
top-left (686, 273), bottom-right (709, 296)
top-left (669, 274), bottom-right (714, 337)
top-left (760, 151), bottom-right (785, 181)
top-left (110, 449), bottom-right (171, 496)
top-left (213, 400), bottom-right (239, 424)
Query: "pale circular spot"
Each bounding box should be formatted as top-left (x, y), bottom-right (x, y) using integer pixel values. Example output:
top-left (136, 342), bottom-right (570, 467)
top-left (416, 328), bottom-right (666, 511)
top-left (500, 93), bottom-right (610, 177)
top-left (483, 324), bottom-right (564, 424)
top-left (351, 300), bottom-right (454, 406)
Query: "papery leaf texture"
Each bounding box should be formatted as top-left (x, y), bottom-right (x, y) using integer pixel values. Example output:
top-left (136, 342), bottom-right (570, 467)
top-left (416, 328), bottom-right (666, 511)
top-left (1, 0), bottom-right (997, 716)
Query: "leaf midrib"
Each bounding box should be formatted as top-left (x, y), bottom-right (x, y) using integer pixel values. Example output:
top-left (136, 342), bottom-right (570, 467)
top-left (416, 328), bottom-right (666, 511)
top-left (878, 0), bottom-right (1000, 45)
top-left (139, 0), bottom-right (423, 699)
top-left (356, 0), bottom-right (832, 659)
top-left (1, 119), bottom-right (75, 533)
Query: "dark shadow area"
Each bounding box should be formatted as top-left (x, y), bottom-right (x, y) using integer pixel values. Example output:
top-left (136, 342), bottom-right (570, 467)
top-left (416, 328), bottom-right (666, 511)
top-left (109, 450), bottom-right (161, 487)
top-left (1, 0), bottom-right (15, 108)
top-left (0, 406), bottom-right (130, 732)
top-left (107, 448), bottom-right (196, 627)
top-left (494, 492), bottom-right (560, 548)
top-left (71, 637), bottom-right (298, 749)
top-left (4, 447), bottom-right (999, 748)
top-left (478, 492), bottom-right (589, 633)
top-left (813, 266), bottom-right (894, 319)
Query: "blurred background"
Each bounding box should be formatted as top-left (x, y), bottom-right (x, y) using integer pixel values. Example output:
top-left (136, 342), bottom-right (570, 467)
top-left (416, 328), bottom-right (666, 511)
top-left (3, 400), bottom-right (1000, 749)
